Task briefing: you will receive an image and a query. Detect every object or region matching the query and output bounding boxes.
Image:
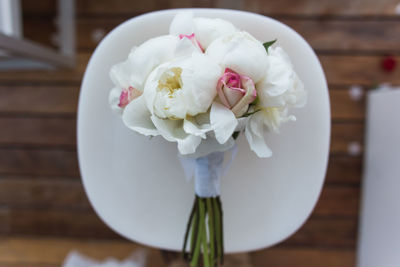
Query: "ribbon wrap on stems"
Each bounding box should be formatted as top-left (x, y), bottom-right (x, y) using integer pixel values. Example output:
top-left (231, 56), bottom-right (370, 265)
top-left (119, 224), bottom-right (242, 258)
top-left (179, 145), bottom-right (237, 267)
top-left (179, 145), bottom-right (238, 197)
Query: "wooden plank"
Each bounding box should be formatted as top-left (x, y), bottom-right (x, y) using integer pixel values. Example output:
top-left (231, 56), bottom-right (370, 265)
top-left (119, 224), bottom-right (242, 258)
top-left (76, 0), bottom-right (159, 15)
top-left (0, 208), bottom-right (118, 239)
top-left (0, 237), bottom-right (164, 266)
top-left (325, 156), bottom-right (362, 185)
top-left (77, 18), bottom-right (400, 52)
top-left (0, 208), bottom-right (357, 247)
top-left (330, 89), bottom-right (365, 121)
top-left (0, 118), bottom-right (76, 147)
top-left (0, 53), bottom-right (397, 85)
top-left (243, 0), bottom-right (400, 16)
top-left (22, 16), bottom-right (400, 53)
top-left (320, 55), bottom-right (400, 86)
top-left (0, 53), bottom-right (89, 84)
top-left (0, 178), bottom-right (88, 209)
top-left (0, 86), bottom-right (78, 115)
top-left (251, 247), bottom-right (355, 267)
top-left (0, 263), bottom-right (56, 267)
top-left (23, 0), bottom-right (400, 16)
top-left (21, 0), bottom-right (56, 16)
top-left (0, 149), bottom-right (79, 176)
top-left (285, 216), bottom-right (357, 248)
top-left (314, 186), bottom-right (360, 216)
top-left (283, 19), bottom-right (400, 53)
top-left (0, 237), bottom-right (356, 267)
top-left (22, 15), bottom-right (56, 50)
top-left (0, 177), bottom-right (359, 216)
top-left (330, 122), bottom-right (364, 155)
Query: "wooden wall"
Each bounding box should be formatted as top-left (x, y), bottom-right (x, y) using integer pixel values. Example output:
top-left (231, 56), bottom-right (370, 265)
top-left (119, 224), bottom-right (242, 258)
top-left (0, 0), bottom-right (399, 266)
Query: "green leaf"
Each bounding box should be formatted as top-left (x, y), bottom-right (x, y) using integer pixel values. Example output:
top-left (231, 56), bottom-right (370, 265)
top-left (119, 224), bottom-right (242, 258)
top-left (250, 95), bottom-right (260, 106)
top-left (263, 39), bottom-right (277, 53)
top-left (242, 109), bottom-right (261, 117)
top-left (232, 131), bottom-right (240, 140)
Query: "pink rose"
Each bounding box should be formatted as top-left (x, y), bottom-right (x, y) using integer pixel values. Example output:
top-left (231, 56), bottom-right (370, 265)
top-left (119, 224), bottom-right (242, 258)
top-left (216, 68), bottom-right (257, 117)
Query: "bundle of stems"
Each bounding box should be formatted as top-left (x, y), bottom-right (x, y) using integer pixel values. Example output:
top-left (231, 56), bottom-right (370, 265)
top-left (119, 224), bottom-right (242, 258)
top-left (182, 196), bottom-right (224, 267)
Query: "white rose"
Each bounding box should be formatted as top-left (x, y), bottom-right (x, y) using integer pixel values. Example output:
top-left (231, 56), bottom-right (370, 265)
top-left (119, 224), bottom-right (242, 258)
top-left (169, 12), bottom-right (238, 50)
top-left (245, 46), bottom-right (307, 158)
top-left (123, 52), bottom-right (222, 155)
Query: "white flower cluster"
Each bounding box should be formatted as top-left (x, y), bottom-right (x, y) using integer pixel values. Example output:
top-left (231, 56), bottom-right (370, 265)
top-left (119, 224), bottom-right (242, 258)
top-left (109, 12), bottom-right (306, 157)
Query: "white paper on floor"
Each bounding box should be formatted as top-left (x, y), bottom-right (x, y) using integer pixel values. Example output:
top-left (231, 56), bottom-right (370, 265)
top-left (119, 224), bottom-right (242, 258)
top-left (357, 85), bottom-right (400, 267)
top-left (62, 250), bottom-right (147, 267)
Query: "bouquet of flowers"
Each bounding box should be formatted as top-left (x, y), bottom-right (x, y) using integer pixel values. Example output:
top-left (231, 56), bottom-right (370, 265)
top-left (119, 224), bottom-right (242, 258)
top-left (109, 11), bottom-right (306, 267)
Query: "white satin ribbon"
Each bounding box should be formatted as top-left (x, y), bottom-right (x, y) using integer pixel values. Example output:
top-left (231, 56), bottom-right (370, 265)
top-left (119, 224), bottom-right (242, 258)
top-left (179, 144), bottom-right (238, 197)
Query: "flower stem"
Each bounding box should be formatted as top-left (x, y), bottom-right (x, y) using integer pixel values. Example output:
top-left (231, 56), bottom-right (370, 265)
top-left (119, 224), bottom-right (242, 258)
top-left (213, 197), bottom-right (222, 264)
top-left (199, 199), bottom-right (210, 267)
top-left (207, 198), bottom-right (215, 266)
top-left (190, 211), bottom-right (199, 258)
top-left (190, 200), bottom-right (203, 267)
top-left (183, 197), bottom-right (198, 260)
top-left (183, 196), bottom-right (224, 267)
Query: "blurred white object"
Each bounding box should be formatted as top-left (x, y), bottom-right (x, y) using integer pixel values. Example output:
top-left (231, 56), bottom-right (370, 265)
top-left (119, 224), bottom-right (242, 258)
top-left (0, 0), bottom-right (75, 69)
top-left (349, 85), bottom-right (364, 101)
top-left (0, 0), bottom-right (22, 38)
top-left (357, 86), bottom-right (400, 267)
top-left (62, 250), bottom-right (147, 267)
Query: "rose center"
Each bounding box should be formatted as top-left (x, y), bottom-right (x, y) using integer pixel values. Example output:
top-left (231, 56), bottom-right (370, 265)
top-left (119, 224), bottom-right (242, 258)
top-left (226, 73), bottom-right (241, 88)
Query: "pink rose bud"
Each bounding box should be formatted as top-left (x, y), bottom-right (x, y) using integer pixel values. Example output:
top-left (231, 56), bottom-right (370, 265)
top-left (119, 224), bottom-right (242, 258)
top-left (179, 33), bottom-right (204, 52)
top-left (118, 86), bottom-right (142, 108)
top-left (217, 68), bottom-right (257, 117)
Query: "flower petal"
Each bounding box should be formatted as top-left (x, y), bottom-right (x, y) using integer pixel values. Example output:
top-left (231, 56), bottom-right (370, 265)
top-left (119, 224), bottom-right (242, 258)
top-left (169, 11), bottom-right (194, 36)
top-left (206, 31), bottom-right (268, 83)
top-left (177, 134), bottom-right (202, 155)
top-left (183, 117), bottom-right (212, 139)
top-left (186, 136), bottom-right (236, 158)
top-left (210, 102), bottom-right (238, 144)
top-left (109, 87), bottom-right (123, 114)
top-left (181, 53), bottom-right (221, 115)
top-left (193, 17), bottom-right (237, 49)
top-left (245, 112), bottom-right (272, 158)
top-left (110, 58), bottom-right (135, 89)
top-left (151, 115), bottom-right (202, 155)
top-left (174, 37), bottom-right (202, 57)
top-left (128, 35), bottom-right (180, 90)
top-left (122, 96), bottom-right (159, 136)
top-left (261, 107), bottom-right (296, 133)
top-left (257, 47), bottom-right (307, 108)
top-left (230, 76), bottom-right (257, 117)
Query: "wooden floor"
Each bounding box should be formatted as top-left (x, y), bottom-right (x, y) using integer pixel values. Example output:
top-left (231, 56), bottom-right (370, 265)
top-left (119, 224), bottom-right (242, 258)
top-left (0, 0), bottom-right (399, 266)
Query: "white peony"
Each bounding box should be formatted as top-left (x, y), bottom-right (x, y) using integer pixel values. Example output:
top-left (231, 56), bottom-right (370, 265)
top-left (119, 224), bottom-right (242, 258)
top-left (245, 46), bottom-right (307, 157)
top-left (122, 52), bottom-right (222, 155)
top-left (206, 31), bottom-right (269, 83)
top-left (109, 35), bottom-right (180, 113)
